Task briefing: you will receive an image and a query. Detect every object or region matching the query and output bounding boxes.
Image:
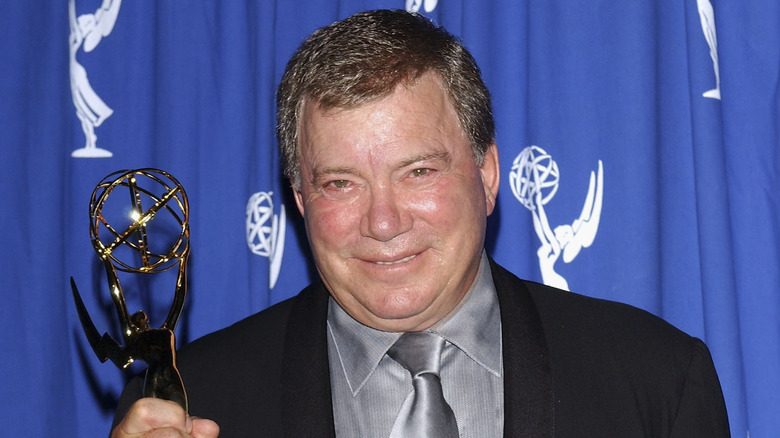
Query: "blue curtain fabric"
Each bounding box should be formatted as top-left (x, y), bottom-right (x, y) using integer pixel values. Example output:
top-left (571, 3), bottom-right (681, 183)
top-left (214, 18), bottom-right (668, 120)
top-left (1, 1), bottom-right (777, 436)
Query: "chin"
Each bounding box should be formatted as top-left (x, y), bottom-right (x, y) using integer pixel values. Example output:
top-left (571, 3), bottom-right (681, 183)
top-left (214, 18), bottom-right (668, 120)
top-left (372, 293), bottom-right (436, 321)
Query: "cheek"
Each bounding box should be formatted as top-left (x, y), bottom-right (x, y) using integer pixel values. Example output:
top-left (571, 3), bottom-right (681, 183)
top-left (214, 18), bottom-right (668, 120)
top-left (409, 178), bottom-right (482, 227)
top-left (305, 198), bottom-right (362, 244)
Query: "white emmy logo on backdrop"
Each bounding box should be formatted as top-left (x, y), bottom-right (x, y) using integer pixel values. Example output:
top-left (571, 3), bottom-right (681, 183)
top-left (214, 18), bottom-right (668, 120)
top-left (510, 146), bottom-right (604, 291)
top-left (406, 0), bottom-right (438, 13)
top-left (69, 0), bottom-right (122, 158)
top-left (697, 0), bottom-right (721, 100)
top-left (246, 191), bottom-right (286, 289)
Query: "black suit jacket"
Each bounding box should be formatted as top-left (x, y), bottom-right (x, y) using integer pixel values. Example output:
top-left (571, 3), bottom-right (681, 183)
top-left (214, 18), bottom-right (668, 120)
top-left (115, 260), bottom-right (730, 437)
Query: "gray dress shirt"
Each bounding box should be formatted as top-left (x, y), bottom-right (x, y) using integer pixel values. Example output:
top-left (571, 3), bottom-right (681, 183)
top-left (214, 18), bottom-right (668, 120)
top-left (327, 252), bottom-right (504, 437)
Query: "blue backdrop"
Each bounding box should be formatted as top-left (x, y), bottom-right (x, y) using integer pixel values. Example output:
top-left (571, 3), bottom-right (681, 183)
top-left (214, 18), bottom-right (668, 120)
top-left (1, 1), bottom-right (777, 436)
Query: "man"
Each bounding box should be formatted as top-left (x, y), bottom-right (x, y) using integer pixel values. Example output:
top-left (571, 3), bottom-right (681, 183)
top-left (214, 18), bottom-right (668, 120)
top-left (112, 10), bottom-right (730, 437)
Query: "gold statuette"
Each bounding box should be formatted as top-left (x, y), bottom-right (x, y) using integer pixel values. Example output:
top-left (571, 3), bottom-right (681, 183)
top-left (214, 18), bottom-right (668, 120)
top-left (71, 168), bottom-right (190, 411)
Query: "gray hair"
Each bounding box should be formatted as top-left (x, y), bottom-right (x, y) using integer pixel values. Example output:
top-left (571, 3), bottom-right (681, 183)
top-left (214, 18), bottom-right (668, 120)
top-left (276, 9), bottom-right (494, 188)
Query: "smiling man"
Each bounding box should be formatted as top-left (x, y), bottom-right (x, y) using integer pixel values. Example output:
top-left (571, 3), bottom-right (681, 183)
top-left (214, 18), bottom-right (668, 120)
top-left (112, 10), bottom-right (729, 438)
top-left (293, 71), bottom-right (498, 333)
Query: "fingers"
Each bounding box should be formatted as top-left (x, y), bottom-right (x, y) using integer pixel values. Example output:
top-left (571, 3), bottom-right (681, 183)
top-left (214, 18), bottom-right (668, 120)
top-left (190, 418), bottom-right (220, 438)
top-left (115, 398), bottom-right (186, 435)
top-left (111, 398), bottom-right (219, 438)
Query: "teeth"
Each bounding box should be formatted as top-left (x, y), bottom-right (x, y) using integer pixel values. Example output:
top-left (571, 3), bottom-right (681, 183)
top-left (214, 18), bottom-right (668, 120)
top-left (376, 255), bottom-right (415, 265)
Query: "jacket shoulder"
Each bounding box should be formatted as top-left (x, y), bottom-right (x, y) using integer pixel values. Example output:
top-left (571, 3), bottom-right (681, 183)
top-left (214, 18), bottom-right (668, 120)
top-left (492, 262), bottom-right (728, 436)
top-left (491, 261), bottom-right (694, 349)
top-left (179, 295), bottom-right (296, 363)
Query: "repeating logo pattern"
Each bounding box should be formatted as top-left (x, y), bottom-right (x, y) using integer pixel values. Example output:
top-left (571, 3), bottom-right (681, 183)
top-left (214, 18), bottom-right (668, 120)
top-left (697, 0), bottom-right (720, 100)
top-left (69, 0), bottom-right (122, 158)
top-left (406, 0), bottom-right (438, 13)
top-left (509, 146), bottom-right (604, 290)
top-left (246, 191), bottom-right (286, 289)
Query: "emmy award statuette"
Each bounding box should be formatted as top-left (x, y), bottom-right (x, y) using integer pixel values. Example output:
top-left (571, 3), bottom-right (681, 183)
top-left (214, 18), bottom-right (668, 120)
top-left (71, 169), bottom-right (190, 411)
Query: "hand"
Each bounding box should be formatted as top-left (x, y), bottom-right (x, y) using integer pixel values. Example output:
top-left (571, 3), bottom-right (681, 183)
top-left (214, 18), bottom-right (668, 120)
top-left (111, 398), bottom-right (220, 438)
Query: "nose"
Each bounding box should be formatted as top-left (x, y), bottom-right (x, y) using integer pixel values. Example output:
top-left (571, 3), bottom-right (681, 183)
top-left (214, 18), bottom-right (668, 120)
top-left (360, 186), bottom-right (410, 241)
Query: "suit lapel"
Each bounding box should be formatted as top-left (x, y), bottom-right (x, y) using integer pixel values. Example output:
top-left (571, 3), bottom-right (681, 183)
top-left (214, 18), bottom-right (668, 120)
top-left (491, 260), bottom-right (555, 437)
top-left (280, 281), bottom-right (337, 437)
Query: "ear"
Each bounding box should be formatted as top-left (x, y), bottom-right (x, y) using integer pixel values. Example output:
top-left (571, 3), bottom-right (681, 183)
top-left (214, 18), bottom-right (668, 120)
top-left (480, 143), bottom-right (500, 216)
top-left (291, 181), bottom-right (306, 216)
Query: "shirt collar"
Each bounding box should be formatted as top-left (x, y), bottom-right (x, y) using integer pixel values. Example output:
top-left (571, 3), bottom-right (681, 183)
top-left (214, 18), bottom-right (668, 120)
top-left (429, 252), bottom-right (502, 377)
top-left (327, 252), bottom-right (502, 395)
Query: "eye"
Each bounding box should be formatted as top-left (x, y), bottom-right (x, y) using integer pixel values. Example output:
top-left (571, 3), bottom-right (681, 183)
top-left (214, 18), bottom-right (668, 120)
top-left (410, 168), bottom-right (432, 177)
top-left (326, 179), bottom-right (351, 189)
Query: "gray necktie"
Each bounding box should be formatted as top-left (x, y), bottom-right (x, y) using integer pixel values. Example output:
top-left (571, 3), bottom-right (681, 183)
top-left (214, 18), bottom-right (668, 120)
top-left (387, 331), bottom-right (459, 437)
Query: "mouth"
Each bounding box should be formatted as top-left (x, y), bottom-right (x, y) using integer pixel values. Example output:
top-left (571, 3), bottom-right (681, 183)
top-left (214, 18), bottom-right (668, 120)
top-left (374, 254), bottom-right (417, 265)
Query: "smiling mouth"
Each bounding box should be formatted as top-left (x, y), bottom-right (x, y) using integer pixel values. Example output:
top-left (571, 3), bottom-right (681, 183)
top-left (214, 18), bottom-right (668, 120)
top-left (375, 254), bottom-right (416, 265)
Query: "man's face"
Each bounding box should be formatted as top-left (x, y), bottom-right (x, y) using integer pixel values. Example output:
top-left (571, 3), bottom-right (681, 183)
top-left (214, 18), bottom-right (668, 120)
top-left (293, 73), bottom-right (499, 332)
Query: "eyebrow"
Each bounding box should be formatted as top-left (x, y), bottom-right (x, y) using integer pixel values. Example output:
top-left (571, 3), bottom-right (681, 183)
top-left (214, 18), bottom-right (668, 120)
top-left (397, 151), bottom-right (452, 169)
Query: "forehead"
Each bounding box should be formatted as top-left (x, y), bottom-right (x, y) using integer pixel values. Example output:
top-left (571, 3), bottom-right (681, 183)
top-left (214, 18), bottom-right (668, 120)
top-left (298, 73), bottom-right (463, 148)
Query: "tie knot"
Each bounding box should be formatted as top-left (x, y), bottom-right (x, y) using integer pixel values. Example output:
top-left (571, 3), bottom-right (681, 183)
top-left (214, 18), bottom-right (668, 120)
top-left (387, 331), bottom-right (445, 377)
